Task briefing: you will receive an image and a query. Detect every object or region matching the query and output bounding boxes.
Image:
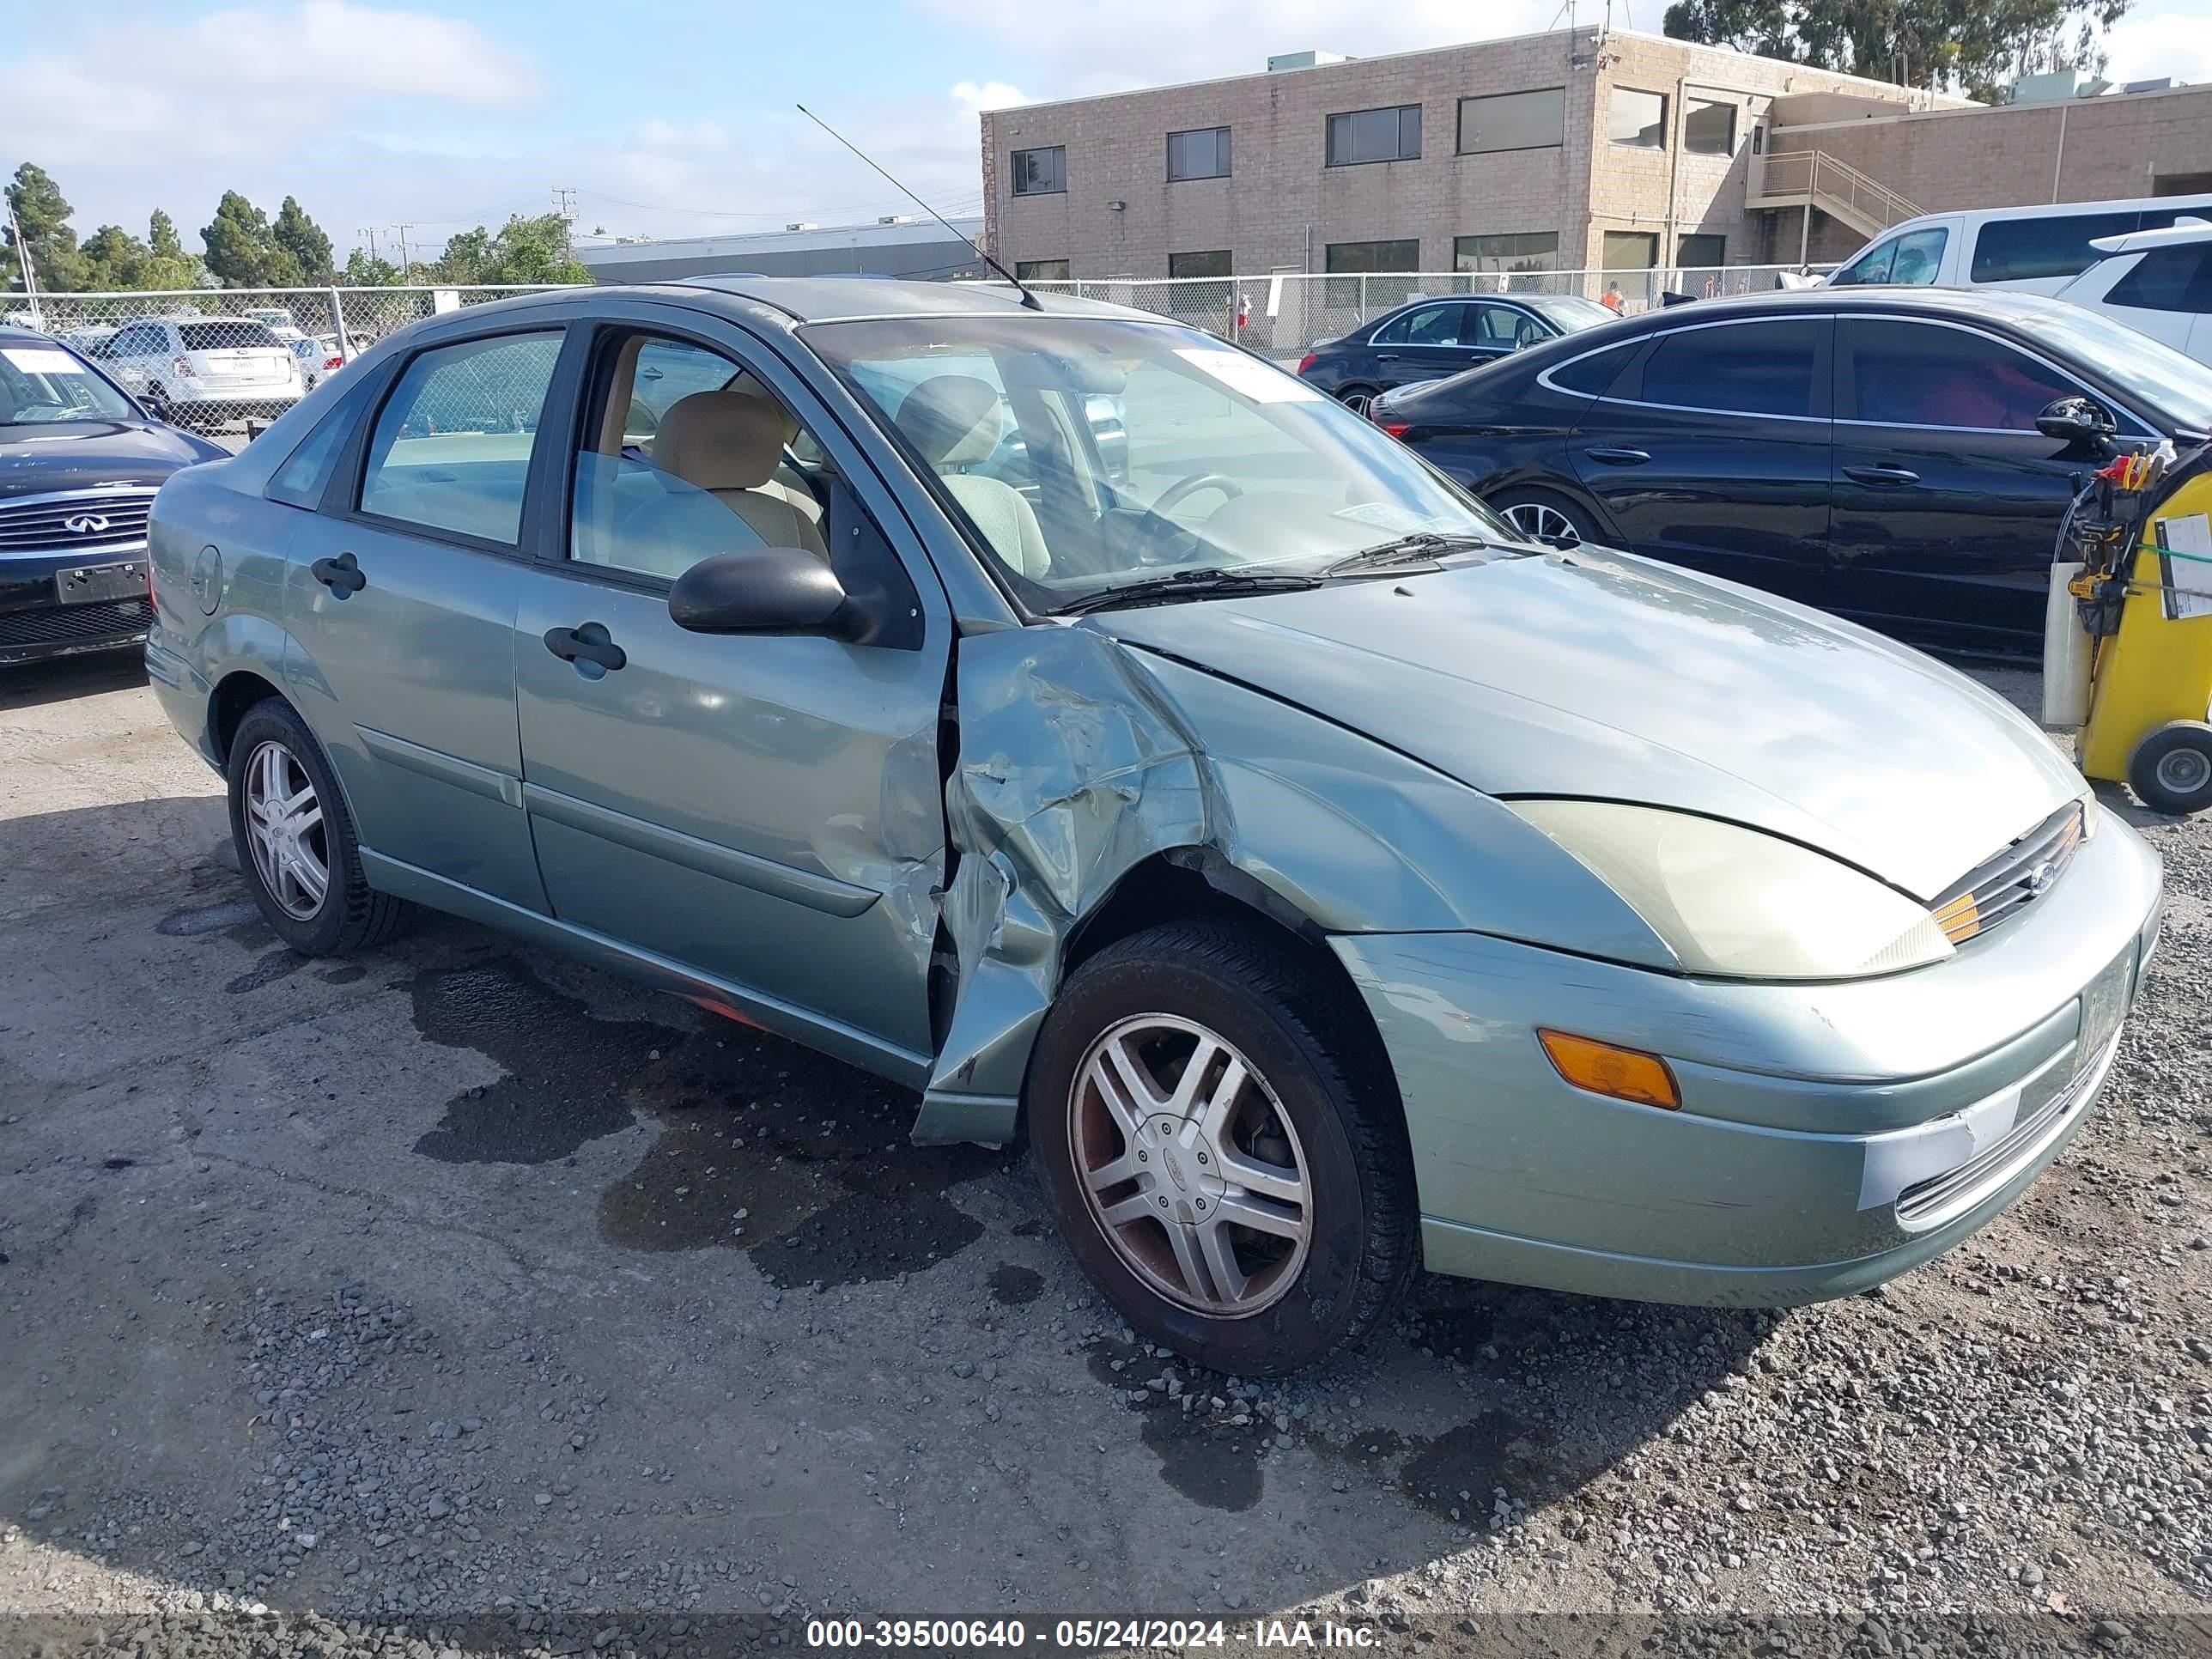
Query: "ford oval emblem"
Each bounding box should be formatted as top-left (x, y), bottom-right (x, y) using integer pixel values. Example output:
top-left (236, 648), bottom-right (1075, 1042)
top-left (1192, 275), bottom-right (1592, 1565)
top-left (64, 514), bottom-right (112, 535)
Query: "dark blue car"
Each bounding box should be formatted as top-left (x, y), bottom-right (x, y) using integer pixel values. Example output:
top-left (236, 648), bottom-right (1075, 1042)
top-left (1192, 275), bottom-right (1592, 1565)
top-left (0, 326), bottom-right (227, 667)
top-left (1295, 292), bottom-right (1612, 412)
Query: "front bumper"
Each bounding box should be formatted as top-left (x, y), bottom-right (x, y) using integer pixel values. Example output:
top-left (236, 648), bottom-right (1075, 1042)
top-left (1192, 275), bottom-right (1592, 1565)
top-left (0, 550), bottom-right (153, 666)
top-left (1332, 812), bottom-right (2163, 1306)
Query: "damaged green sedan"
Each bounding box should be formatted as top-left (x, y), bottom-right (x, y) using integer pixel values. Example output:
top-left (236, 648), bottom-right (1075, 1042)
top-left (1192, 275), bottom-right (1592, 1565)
top-left (146, 278), bottom-right (2162, 1372)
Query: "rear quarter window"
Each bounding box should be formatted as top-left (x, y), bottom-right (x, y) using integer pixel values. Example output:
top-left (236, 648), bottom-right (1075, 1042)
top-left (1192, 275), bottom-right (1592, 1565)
top-left (1547, 340), bottom-right (1639, 395)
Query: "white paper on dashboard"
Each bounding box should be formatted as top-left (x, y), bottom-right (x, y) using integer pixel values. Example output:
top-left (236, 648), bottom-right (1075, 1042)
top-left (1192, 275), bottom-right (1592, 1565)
top-left (2, 347), bottom-right (84, 374)
top-left (1174, 345), bottom-right (1322, 403)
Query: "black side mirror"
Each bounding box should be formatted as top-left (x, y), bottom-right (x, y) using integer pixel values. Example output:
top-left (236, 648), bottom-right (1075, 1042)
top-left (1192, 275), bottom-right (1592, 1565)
top-left (668, 546), bottom-right (854, 638)
top-left (2036, 396), bottom-right (2118, 449)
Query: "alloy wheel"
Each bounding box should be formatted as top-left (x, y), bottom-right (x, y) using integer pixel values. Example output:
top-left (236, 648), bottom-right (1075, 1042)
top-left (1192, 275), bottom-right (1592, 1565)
top-left (243, 739), bottom-right (329, 921)
top-left (2154, 746), bottom-right (2211, 798)
top-left (1338, 390), bottom-right (1373, 416)
top-left (1503, 501), bottom-right (1583, 546)
top-left (1068, 1013), bottom-right (1312, 1316)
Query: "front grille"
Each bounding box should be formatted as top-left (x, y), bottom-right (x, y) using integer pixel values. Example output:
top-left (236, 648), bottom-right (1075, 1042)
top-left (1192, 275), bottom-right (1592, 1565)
top-left (0, 489), bottom-right (158, 556)
top-left (0, 597), bottom-right (152, 648)
top-left (1928, 802), bottom-right (2084, 945)
top-left (1894, 1026), bottom-right (2118, 1226)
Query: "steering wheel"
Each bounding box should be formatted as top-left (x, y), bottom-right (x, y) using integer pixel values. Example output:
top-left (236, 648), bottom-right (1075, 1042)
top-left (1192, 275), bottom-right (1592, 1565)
top-left (1150, 471), bottom-right (1245, 518)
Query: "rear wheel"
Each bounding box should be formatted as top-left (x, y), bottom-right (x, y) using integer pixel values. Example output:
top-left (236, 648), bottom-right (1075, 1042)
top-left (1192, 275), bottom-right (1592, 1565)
top-left (1027, 919), bottom-right (1418, 1373)
top-left (226, 700), bottom-right (410, 955)
top-left (2127, 720), bottom-right (2212, 816)
top-left (1489, 488), bottom-right (1601, 548)
top-left (1335, 384), bottom-right (1380, 416)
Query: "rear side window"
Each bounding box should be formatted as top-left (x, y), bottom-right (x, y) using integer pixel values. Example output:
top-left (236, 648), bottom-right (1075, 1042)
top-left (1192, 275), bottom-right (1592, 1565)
top-left (179, 320), bottom-right (283, 351)
top-left (360, 331), bottom-right (564, 544)
top-left (1373, 305), bottom-right (1461, 345)
top-left (2107, 245), bottom-right (2212, 315)
top-left (1970, 212), bottom-right (2142, 283)
top-left (1638, 320), bottom-right (1824, 417)
top-left (1549, 341), bottom-right (1638, 395)
top-left (1841, 319), bottom-right (2077, 430)
top-left (268, 375), bottom-right (380, 509)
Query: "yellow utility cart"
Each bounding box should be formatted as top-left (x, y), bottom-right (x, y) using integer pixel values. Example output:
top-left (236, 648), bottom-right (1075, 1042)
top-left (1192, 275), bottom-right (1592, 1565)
top-left (2046, 432), bottom-right (2212, 816)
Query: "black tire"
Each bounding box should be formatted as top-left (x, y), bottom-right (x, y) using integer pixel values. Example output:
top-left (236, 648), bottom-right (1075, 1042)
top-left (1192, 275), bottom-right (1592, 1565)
top-left (1027, 918), bottom-right (1419, 1374)
top-left (2126, 720), bottom-right (2212, 816)
top-left (1334, 384), bottom-right (1380, 415)
top-left (225, 699), bottom-right (410, 955)
top-left (1489, 486), bottom-right (1602, 549)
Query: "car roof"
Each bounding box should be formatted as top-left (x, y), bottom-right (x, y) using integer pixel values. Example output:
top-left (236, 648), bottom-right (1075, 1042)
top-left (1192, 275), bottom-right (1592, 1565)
top-left (653, 274), bottom-right (1151, 325)
top-left (0, 325), bottom-right (63, 348)
top-left (2090, 216), bottom-right (2212, 256)
top-left (1591, 284), bottom-right (2110, 332)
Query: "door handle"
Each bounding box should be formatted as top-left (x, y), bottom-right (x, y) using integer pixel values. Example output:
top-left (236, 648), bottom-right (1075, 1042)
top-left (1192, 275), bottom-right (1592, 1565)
top-left (1373, 352), bottom-right (1401, 362)
top-left (309, 551), bottom-right (365, 595)
top-left (543, 623), bottom-right (627, 673)
top-left (1843, 465), bottom-right (1920, 487)
top-left (1584, 447), bottom-right (1650, 465)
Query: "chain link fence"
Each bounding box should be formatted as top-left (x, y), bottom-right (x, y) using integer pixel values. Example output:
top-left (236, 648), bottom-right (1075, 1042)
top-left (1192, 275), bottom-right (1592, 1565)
top-left (1010, 264), bottom-right (1830, 359)
top-left (3, 285), bottom-right (580, 445)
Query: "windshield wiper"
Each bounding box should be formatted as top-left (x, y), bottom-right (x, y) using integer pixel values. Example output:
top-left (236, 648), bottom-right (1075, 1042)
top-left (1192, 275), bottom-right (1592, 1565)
top-left (1054, 567), bottom-right (1324, 616)
top-left (1322, 532), bottom-right (1499, 574)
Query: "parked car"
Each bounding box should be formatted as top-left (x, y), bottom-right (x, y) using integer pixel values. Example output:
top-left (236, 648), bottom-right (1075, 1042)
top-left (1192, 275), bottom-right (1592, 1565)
top-left (244, 307), bottom-right (307, 342)
top-left (146, 278), bottom-right (2159, 1372)
top-left (1296, 293), bottom-right (1613, 411)
top-left (1370, 287), bottom-right (2212, 653)
top-left (290, 334), bottom-right (348, 391)
top-left (1826, 192), bottom-right (2212, 296)
top-left (91, 315), bottom-right (302, 428)
top-left (2048, 218), bottom-right (2212, 365)
top-left (0, 327), bottom-right (227, 666)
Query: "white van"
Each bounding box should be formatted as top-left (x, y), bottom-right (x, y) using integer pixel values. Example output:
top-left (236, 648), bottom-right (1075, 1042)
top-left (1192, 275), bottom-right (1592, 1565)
top-left (1826, 194), bottom-right (2212, 295)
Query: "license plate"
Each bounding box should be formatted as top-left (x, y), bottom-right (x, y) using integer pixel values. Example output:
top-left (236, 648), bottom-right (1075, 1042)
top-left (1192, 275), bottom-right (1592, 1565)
top-left (56, 562), bottom-right (144, 605)
top-left (2079, 949), bottom-right (2135, 1062)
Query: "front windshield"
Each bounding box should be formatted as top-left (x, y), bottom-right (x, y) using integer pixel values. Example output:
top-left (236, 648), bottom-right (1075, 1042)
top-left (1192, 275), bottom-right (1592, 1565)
top-left (1524, 295), bottom-right (1613, 331)
top-left (806, 315), bottom-right (1525, 611)
top-left (2019, 301), bottom-right (2212, 433)
top-left (0, 341), bottom-right (138, 426)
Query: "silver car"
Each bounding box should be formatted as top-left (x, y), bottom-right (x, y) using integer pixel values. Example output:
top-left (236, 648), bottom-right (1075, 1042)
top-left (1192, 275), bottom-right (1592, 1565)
top-left (144, 279), bottom-right (2161, 1373)
top-left (94, 314), bottom-right (302, 428)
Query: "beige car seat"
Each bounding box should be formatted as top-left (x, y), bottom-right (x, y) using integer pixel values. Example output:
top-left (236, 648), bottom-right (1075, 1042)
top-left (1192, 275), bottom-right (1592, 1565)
top-left (893, 375), bottom-right (1051, 578)
top-left (653, 391), bottom-right (829, 560)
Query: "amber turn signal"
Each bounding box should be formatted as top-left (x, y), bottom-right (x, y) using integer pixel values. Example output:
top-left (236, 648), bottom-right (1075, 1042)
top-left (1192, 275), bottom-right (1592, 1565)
top-left (1537, 1029), bottom-right (1681, 1109)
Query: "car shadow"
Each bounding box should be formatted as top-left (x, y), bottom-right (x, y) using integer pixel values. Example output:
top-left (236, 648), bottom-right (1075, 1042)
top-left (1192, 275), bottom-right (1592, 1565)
top-left (0, 792), bottom-right (1780, 1637)
top-left (0, 648), bottom-right (149, 711)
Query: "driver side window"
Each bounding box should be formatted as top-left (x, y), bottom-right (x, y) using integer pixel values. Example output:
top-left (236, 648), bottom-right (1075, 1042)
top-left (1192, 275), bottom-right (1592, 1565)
top-left (1832, 239), bottom-right (1898, 287)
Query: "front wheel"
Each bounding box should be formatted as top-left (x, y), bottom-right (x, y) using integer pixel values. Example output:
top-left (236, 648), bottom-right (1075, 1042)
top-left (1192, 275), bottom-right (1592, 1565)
top-left (1334, 384), bottom-right (1379, 416)
top-left (1489, 488), bottom-right (1602, 549)
top-left (2128, 720), bottom-right (2212, 815)
top-left (1027, 920), bottom-right (1419, 1373)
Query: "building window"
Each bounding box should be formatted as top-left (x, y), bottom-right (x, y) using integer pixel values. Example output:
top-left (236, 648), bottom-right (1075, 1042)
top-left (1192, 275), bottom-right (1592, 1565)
top-left (1684, 97), bottom-right (1735, 155)
top-left (1454, 231), bottom-right (1560, 274)
top-left (1325, 240), bottom-right (1420, 273)
top-left (1012, 147), bottom-right (1065, 196)
top-left (1168, 127), bottom-right (1231, 181)
top-left (1608, 88), bottom-right (1668, 149)
top-left (1602, 230), bottom-right (1659, 270)
top-left (1015, 259), bottom-right (1070, 282)
top-left (1169, 250), bottom-right (1231, 278)
top-left (1456, 88), bottom-right (1565, 155)
top-left (1677, 233), bottom-right (1727, 269)
top-left (1326, 105), bottom-right (1422, 167)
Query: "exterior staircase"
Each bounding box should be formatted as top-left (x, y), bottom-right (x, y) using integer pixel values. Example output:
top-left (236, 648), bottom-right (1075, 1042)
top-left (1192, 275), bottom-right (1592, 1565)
top-left (1748, 149), bottom-right (1923, 240)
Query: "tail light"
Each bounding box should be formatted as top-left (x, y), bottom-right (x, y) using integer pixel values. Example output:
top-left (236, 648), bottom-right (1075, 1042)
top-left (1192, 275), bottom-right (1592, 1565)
top-left (324, 355), bottom-right (343, 370)
top-left (172, 355), bottom-right (191, 377)
top-left (1296, 352), bottom-right (1317, 375)
top-left (1378, 418), bottom-right (1410, 439)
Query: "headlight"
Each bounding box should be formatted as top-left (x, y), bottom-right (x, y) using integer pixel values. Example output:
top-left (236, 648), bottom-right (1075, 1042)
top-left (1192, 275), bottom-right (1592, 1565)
top-left (1510, 800), bottom-right (1954, 980)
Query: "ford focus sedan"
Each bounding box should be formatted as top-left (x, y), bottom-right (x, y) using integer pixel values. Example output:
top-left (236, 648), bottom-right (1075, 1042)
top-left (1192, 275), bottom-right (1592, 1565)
top-left (144, 278), bottom-right (2161, 1373)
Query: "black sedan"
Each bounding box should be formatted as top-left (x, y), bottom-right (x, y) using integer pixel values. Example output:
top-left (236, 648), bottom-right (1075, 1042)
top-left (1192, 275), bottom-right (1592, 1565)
top-left (0, 327), bottom-right (227, 667)
top-left (1373, 288), bottom-right (2212, 652)
top-left (1296, 292), bottom-right (1612, 413)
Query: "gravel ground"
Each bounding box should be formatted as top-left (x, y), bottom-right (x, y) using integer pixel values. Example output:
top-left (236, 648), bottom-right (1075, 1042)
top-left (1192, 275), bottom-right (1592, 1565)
top-left (0, 655), bottom-right (2206, 1659)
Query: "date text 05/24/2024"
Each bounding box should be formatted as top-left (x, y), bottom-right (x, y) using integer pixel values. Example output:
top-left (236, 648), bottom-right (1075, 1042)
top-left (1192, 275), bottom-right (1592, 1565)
top-left (805, 1619), bottom-right (1384, 1650)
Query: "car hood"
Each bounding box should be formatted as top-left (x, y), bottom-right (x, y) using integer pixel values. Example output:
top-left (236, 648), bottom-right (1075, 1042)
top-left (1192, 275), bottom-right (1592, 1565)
top-left (1087, 549), bottom-right (2082, 902)
top-left (0, 421), bottom-right (220, 495)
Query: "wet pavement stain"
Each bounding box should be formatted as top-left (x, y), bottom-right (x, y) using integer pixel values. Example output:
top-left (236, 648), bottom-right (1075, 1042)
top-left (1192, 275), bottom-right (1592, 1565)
top-left (1139, 1412), bottom-right (1262, 1512)
top-left (598, 1032), bottom-right (1001, 1288)
top-left (988, 1264), bottom-right (1042, 1306)
top-left (319, 964), bottom-right (367, 986)
top-left (155, 898), bottom-right (262, 938)
top-left (226, 947), bottom-right (308, 995)
top-left (1396, 1410), bottom-right (1545, 1522)
top-left (409, 958), bottom-right (678, 1164)
top-left (1084, 1337), bottom-right (1276, 1513)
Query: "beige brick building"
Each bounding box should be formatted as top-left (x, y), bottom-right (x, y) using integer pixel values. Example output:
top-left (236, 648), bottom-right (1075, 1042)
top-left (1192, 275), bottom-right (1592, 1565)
top-left (976, 27), bottom-right (2209, 282)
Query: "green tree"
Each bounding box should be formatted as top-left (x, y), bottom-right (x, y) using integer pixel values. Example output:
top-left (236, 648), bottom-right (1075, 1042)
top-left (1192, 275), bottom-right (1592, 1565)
top-left (4, 162), bottom-right (91, 292)
top-left (137, 210), bottom-right (210, 290)
top-left (80, 224), bottom-right (151, 289)
top-left (201, 191), bottom-right (303, 288)
top-left (271, 196), bottom-right (333, 284)
top-left (1662, 0), bottom-right (2131, 100)
top-left (341, 246), bottom-right (404, 286)
top-left (432, 213), bottom-right (590, 286)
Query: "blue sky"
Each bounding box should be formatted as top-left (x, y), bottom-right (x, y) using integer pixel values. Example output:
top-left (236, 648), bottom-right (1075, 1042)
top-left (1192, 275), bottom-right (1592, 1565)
top-left (4, 0), bottom-right (2209, 266)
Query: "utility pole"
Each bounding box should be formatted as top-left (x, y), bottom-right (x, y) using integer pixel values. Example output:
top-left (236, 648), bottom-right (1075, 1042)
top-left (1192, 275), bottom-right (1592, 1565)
top-left (552, 187), bottom-right (578, 260)
top-left (357, 226), bottom-right (380, 264)
top-left (390, 223), bottom-right (416, 274)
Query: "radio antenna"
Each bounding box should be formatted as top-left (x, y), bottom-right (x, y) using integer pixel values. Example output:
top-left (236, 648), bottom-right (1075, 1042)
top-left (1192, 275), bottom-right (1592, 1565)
top-left (796, 102), bottom-right (1042, 309)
